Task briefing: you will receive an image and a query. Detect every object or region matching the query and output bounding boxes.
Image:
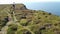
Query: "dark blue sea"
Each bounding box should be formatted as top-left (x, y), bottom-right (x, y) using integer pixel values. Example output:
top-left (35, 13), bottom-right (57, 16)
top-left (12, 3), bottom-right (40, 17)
top-left (24, 2), bottom-right (60, 16)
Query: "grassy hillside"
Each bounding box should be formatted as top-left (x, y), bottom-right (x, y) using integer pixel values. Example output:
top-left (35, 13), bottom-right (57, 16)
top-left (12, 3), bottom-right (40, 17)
top-left (0, 4), bottom-right (60, 34)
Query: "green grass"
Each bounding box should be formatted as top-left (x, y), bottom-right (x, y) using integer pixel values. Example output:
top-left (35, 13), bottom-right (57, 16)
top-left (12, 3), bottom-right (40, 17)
top-left (0, 4), bottom-right (60, 34)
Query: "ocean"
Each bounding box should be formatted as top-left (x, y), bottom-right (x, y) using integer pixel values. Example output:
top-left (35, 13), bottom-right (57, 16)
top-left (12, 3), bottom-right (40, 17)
top-left (24, 2), bottom-right (60, 16)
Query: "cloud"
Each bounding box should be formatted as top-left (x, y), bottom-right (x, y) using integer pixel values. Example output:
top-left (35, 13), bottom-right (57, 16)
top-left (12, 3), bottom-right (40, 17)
top-left (0, 0), bottom-right (60, 4)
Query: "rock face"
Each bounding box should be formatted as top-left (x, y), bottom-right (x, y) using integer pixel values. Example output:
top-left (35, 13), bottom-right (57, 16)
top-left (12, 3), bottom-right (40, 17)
top-left (12, 4), bottom-right (27, 10)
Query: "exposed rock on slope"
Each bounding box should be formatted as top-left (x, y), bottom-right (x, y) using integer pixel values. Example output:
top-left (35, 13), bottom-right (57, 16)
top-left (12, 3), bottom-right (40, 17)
top-left (15, 4), bottom-right (27, 10)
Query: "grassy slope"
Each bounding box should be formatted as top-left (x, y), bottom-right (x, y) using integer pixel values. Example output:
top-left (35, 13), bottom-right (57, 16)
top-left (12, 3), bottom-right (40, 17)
top-left (0, 4), bottom-right (60, 34)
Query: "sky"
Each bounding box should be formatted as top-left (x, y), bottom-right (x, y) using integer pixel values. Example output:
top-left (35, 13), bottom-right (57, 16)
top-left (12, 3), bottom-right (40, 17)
top-left (0, 0), bottom-right (60, 4)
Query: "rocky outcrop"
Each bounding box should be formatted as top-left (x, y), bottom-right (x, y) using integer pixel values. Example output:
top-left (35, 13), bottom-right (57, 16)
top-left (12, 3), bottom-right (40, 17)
top-left (11, 4), bottom-right (27, 10)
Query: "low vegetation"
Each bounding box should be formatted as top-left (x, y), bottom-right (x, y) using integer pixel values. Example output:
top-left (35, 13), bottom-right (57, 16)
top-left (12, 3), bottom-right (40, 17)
top-left (0, 4), bottom-right (60, 34)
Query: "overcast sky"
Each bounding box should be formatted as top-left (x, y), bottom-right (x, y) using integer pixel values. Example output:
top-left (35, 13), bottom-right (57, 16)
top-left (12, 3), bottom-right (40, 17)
top-left (0, 0), bottom-right (60, 4)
